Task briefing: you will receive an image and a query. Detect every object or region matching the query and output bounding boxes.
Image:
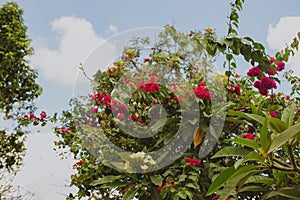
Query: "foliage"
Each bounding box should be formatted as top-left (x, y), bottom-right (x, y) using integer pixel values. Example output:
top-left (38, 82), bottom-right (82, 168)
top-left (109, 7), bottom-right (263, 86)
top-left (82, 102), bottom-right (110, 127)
top-left (52, 0), bottom-right (300, 199)
top-left (0, 1), bottom-right (42, 197)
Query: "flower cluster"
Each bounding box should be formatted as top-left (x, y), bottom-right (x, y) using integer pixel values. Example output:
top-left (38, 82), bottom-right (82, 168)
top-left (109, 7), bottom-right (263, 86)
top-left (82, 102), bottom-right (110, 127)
top-left (242, 133), bottom-right (255, 140)
top-left (158, 180), bottom-right (176, 191)
top-left (269, 110), bottom-right (277, 118)
top-left (254, 76), bottom-right (277, 96)
top-left (24, 111), bottom-right (47, 126)
top-left (136, 76), bottom-right (160, 93)
top-left (247, 58), bottom-right (285, 95)
top-left (185, 157), bottom-right (201, 167)
top-left (193, 82), bottom-right (212, 100)
top-left (227, 83), bottom-right (241, 95)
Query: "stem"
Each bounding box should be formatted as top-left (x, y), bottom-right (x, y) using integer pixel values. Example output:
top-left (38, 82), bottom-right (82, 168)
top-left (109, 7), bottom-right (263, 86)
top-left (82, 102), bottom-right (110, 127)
top-left (288, 145), bottom-right (300, 173)
top-left (273, 157), bottom-right (292, 168)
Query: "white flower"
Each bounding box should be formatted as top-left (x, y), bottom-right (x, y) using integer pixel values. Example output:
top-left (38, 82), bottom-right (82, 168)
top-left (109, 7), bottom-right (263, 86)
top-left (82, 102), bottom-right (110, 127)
top-left (149, 159), bottom-right (156, 165)
top-left (141, 165), bottom-right (148, 170)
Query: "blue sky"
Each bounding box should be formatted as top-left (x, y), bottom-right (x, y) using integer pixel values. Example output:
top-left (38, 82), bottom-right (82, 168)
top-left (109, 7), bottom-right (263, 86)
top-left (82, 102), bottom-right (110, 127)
top-left (2, 0), bottom-right (300, 199)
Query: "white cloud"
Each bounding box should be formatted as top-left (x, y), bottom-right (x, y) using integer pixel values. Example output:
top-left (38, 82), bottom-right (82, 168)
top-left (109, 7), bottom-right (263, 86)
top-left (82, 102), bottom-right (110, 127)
top-left (30, 16), bottom-right (116, 87)
top-left (107, 24), bottom-right (118, 34)
top-left (267, 16), bottom-right (300, 76)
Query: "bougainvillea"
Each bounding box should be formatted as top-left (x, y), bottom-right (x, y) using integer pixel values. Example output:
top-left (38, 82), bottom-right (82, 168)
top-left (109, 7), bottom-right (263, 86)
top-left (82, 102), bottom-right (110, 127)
top-left (49, 0), bottom-right (300, 199)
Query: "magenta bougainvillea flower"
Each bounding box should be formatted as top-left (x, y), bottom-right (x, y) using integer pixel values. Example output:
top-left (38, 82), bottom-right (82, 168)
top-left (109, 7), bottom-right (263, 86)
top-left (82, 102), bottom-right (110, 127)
top-left (242, 133), bottom-right (255, 140)
top-left (193, 82), bottom-right (212, 100)
top-left (269, 110), bottom-right (277, 118)
top-left (247, 66), bottom-right (261, 77)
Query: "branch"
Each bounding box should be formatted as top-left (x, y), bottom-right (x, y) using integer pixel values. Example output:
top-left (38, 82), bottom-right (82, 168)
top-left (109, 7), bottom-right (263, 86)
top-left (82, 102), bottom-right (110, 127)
top-left (288, 145), bottom-right (300, 173)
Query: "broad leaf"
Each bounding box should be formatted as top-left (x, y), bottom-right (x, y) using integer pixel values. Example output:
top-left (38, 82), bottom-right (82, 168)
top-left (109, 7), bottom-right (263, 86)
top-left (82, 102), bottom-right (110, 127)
top-left (267, 122), bottom-right (300, 154)
top-left (150, 175), bottom-right (163, 186)
top-left (281, 103), bottom-right (296, 127)
top-left (212, 146), bottom-right (250, 158)
top-left (90, 175), bottom-right (122, 186)
top-left (206, 167), bottom-right (235, 195)
top-left (232, 137), bottom-right (260, 150)
top-left (268, 117), bottom-right (288, 133)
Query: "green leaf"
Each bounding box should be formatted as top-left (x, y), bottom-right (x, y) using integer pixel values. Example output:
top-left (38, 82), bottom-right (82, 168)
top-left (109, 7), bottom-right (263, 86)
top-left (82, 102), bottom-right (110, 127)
top-left (212, 146), bottom-right (250, 158)
top-left (260, 119), bottom-right (270, 151)
top-left (267, 122), bottom-right (300, 154)
top-left (178, 189), bottom-right (187, 199)
top-left (263, 187), bottom-right (300, 199)
top-left (150, 175), bottom-right (163, 186)
top-left (227, 110), bottom-right (265, 124)
top-left (245, 175), bottom-right (275, 185)
top-left (268, 117), bottom-right (288, 133)
top-left (281, 103), bottom-right (296, 127)
top-left (239, 185), bottom-right (268, 193)
top-left (90, 175), bottom-right (122, 186)
top-left (206, 167), bottom-right (235, 195)
top-left (123, 186), bottom-right (139, 200)
top-left (232, 137), bottom-right (260, 150)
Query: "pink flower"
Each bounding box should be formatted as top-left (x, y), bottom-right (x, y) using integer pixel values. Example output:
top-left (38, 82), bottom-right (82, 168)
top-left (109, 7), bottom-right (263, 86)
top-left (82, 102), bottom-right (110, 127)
top-left (276, 61), bottom-right (285, 72)
top-left (91, 107), bottom-right (98, 113)
top-left (267, 68), bottom-right (276, 76)
top-left (193, 82), bottom-right (212, 100)
top-left (138, 119), bottom-right (144, 124)
top-left (117, 104), bottom-right (128, 112)
top-left (29, 113), bottom-right (35, 119)
top-left (242, 133), bottom-right (255, 140)
top-left (269, 110), bottom-right (277, 118)
top-left (254, 77), bottom-right (277, 96)
top-left (185, 157), bottom-right (201, 167)
top-left (247, 66), bottom-right (261, 77)
top-left (270, 57), bottom-right (275, 64)
top-left (117, 113), bottom-right (124, 119)
top-left (24, 114), bottom-right (29, 119)
top-left (131, 114), bottom-right (138, 121)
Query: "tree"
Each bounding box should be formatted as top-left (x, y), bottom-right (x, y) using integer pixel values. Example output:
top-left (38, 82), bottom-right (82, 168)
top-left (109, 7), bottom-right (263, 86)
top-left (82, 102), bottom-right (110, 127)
top-left (0, 1), bottom-right (42, 198)
top-left (53, 0), bottom-right (300, 199)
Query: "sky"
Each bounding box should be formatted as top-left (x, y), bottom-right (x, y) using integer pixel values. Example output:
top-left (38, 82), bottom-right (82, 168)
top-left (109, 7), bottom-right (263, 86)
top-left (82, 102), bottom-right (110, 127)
top-left (2, 0), bottom-right (300, 199)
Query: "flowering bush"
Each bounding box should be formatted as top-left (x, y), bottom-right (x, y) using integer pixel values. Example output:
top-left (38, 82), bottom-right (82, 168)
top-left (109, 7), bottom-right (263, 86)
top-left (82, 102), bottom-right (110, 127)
top-left (52, 0), bottom-right (300, 199)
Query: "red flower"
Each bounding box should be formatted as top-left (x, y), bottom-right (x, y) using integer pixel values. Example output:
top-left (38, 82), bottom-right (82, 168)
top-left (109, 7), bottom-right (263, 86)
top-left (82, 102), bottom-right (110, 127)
top-left (212, 195), bottom-right (218, 200)
top-left (73, 160), bottom-right (83, 168)
top-left (24, 114), bottom-right (29, 119)
top-left (270, 57), bottom-right (275, 64)
top-left (242, 133), bottom-right (255, 140)
top-left (227, 84), bottom-right (240, 94)
top-left (29, 113), bottom-right (35, 119)
top-left (157, 185), bottom-right (163, 190)
top-left (185, 157), bottom-right (201, 167)
top-left (144, 57), bottom-right (151, 62)
top-left (131, 114), bottom-right (138, 121)
top-left (247, 66), bottom-right (261, 77)
top-left (269, 110), bottom-right (277, 118)
top-left (40, 111), bottom-right (47, 119)
top-left (226, 197), bottom-right (230, 200)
